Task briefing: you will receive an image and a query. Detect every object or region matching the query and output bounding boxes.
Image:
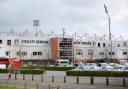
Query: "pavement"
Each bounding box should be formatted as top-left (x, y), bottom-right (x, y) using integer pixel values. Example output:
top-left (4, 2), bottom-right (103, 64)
top-left (0, 71), bottom-right (128, 89)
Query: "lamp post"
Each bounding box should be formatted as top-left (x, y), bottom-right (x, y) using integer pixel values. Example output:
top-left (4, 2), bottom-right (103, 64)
top-left (104, 4), bottom-right (112, 63)
top-left (33, 20), bottom-right (39, 36)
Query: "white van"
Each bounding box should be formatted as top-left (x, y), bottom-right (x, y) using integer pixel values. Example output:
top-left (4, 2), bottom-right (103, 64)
top-left (56, 59), bottom-right (70, 67)
top-left (0, 64), bottom-right (6, 69)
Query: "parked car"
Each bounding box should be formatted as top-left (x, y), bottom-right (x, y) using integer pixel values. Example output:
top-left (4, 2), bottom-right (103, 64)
top-left (116, 65), bottom-right (125, 71)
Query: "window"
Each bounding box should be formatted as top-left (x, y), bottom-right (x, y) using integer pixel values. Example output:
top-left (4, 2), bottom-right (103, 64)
top-left (99, 52), bottom-right (104, 55)
top-left (109, 52), bottom-right (115, 55)
top-left (38, 52), bottom-right (42, 55)
top-left (7, 40), bottom-right (11, 45)
top-left (118, 44), bottom-right (120, 47)
top-left (0, 40), bottom-right (2, 44)
top-left (22, 51), bottom-right (27, 56)
top-left (112, 52), bottom-right (115, 55)
top-left (123, 52), bottom-right (127, 55)
top-left (5, 51), bottom-right (10, 56)
top-left (33, 52), bottom-right (37, 56)
top-left (17, 52), bottom-right (21, 56)
top-left (33, 52), bottom-right (43, 56)
top-left (92, 42), bottom-right (96, 46)
top-left (124, 41), bottom-right (127, 47)
top-left (88, 52), bottom-right (93, 55)
top-left (76, 42), bottom-right (80, 44)
top-left (81, 42), bottom-right (91, 45)
top-left (98, 43), bottom-right (100, 47)
top-left (14, 39), bottom-right (19, 45)
top-left (17, 51), bottom-right (27, 56)
top-left (103, 43), bottom-right (105, 47)
top-left (76, 51), bottom-right (83, 55)
top-left (35, 52), bottom-right (37, 55)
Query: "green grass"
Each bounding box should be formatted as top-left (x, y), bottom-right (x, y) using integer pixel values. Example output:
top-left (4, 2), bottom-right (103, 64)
top-left (0, 85), bottom-right (24, 89)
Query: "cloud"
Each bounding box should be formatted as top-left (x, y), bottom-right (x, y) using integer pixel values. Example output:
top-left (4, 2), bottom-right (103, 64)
top-left (62, 0), bottom-right (100, 8)
top-left (0, 0), bottom-right (127, 39)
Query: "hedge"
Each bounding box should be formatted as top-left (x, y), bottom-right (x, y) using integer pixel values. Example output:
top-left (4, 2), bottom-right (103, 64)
top-left (20, 69), bottom-right (45, 74)
top-left (22, 65), bottom-right (44, 69)
top-left (44, 67), bottom-right (75, 71)
top-left (22, 66), bottom-right (75, 71)
top-left (0, 69), bottom-right (45, 74)
top-left (0, 69), bottom-right (8, 73)
top-left (66, 70), bottom-right (128, 77)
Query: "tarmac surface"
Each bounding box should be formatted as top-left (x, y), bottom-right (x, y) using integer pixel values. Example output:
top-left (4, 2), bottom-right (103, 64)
top-left (0, 71), bottom-right (128, 89)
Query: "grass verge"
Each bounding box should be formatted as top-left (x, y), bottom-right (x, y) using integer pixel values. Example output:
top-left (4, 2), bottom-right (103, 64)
top-left (0, 85), bottom-right (24, 89)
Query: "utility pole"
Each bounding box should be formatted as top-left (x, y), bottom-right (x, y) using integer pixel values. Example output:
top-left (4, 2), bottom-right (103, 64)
top-left (62, 28), bottom-right (65, 40)
top-left (20, 41), bottom-right (22, 60)
top-left (104, 4), bottom-right (112, 63)
top-left (47, 49), bottom-right (49, 66)
top-left (9, 50), bottom-right (10, 59)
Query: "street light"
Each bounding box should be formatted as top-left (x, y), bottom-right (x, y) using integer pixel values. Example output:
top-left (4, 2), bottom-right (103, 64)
top-left (104, 4), bottom-right (112, 63)
top-left (33, 20), bottom-right (39, 36)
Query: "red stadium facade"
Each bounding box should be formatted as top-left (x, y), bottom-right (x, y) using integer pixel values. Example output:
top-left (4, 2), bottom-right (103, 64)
top-left (0, 58), bottom-right (22, 68)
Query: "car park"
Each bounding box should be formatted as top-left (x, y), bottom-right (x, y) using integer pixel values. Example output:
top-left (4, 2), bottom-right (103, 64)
top-left (72, 62), bottom-right (128, 71)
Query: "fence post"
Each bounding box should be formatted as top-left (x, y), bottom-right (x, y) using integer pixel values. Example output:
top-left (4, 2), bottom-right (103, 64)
top-left (23, 74), bottom-right (25, 80)
top-left (123, 78), bottom-right (126, 87)
top-left (32, 74), bottom-right (34, 81)
top-left (76, 76), bottom-right (79, 84)
top-left (90, 76), bottom-right (94, 85)
top-left (47, 84), bottom-right (51, 89)
top-left (24, 81), bottom-right (27, 89)
top-left (52, 75), bottom-right (54, 82)
top-left (64, 76), bottom-right (66, 83)
top-left (57, 86), bottom-right (60, 89)
top-left (6, 80), bottom-right (8, 86)
top-left (15, 73), bottom-right (17, 80)
top-left (106, 77), bottom-right (109, 86)
top-left (36, 83), bottom-right (39, 89)
top-left (41, 75), bottom-right (43, 82)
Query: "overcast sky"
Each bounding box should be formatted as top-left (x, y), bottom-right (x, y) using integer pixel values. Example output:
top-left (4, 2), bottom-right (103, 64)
top-left (0, 0), bottom-right (128, 38)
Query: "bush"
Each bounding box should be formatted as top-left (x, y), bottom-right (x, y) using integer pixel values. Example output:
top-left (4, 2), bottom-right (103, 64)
top-left (22, 65), bottom-right (45, 69)
top-left (22, 66), bottom-right (75, 71)
top-left (20, 69), bottom-right (45, 74)
top-left (66, 70), bottom-right (128, 77)
top-left (0, 69), bottom-right (8, 73)
top-left (44, 67), bottom-right (75, 71)
top-left (0, 69), bottom-right (45, 74)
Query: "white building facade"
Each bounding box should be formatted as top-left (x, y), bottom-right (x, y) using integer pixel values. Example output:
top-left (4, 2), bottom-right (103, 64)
top-left (0, 29), bottom-right (128, 64)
